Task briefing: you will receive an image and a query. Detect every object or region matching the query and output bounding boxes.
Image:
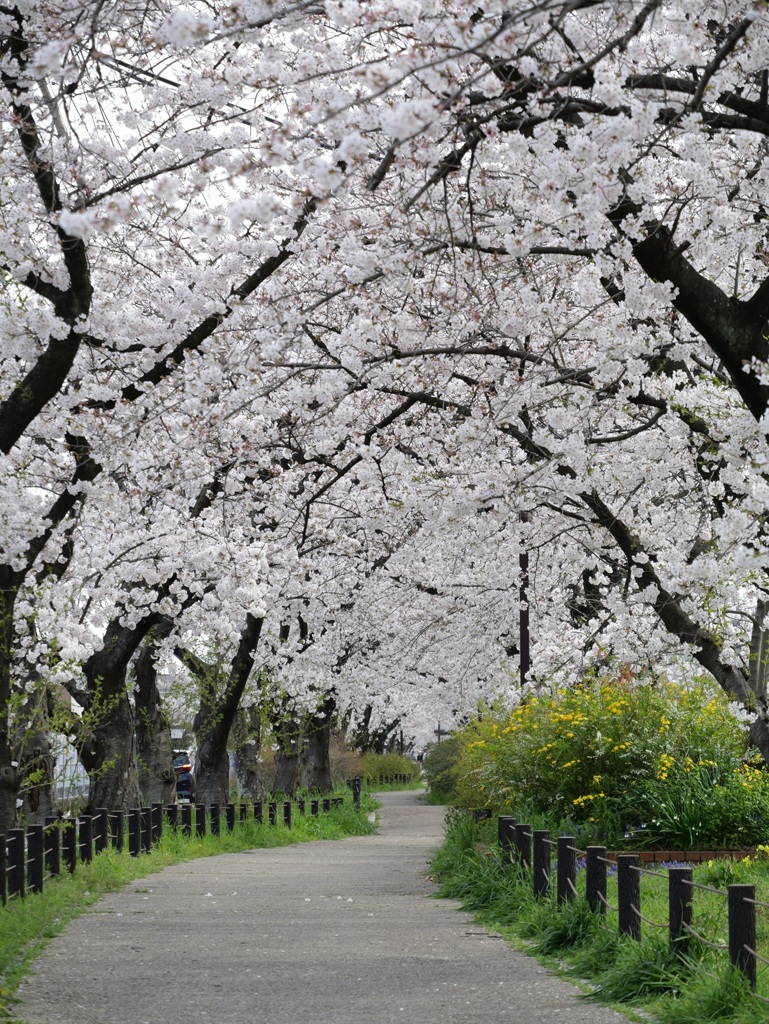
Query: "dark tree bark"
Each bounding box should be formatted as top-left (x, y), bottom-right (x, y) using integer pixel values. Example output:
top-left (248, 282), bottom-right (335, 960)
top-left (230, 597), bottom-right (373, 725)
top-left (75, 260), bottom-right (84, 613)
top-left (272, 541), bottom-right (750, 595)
top-left (133, 631), bottom-right (176, 806)
top-left (579, 488), bottom-right (769, 764)
top-left (78, 689), bottom-right (142, 812)
top-left (300, 693), bottom-right (336, 793)
top-left (608, 196), bottom-right (769, 423)
top-left (14, 685), bottom-right (58, 824)
top-left (351, 704), bottom-right (401, 754)
top-left (188, 614), bottom-right (264, 806)
top-left (272, 708), bottom-right (301, 796)
top-left (0, 574), bottom-right (20, 833)
top-left (74, 613), bottom-right (163, 811)
top-left (233, 702), bottom-right (268, 801)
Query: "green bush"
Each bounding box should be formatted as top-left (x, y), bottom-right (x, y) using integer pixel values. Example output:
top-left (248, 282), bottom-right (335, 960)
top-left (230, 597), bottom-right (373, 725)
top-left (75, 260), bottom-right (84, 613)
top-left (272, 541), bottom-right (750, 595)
top-left (360, 751), bottom-right (420, 785)
top-left (448, 675), bottom-right (768, 849)
top-left (422, 736), bottom-right (462, 802)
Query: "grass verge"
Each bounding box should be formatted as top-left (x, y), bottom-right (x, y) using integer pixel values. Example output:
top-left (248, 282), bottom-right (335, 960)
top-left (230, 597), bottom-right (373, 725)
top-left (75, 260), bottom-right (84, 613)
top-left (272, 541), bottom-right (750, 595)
top-left (0, 794), bottom-right (376, 1021)
top-left (432, 810), bottom-right (769, 1024)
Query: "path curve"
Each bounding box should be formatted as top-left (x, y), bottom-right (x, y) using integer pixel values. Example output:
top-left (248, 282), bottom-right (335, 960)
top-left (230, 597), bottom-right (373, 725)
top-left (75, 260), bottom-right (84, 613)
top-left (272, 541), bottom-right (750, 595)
top-left (15, 792), bottom-right (629, 1024)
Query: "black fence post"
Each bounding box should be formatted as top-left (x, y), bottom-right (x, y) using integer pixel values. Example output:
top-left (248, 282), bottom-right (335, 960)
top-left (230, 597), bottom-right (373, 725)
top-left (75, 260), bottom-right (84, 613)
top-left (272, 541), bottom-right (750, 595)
top-left (7, 829), bottom-right (25, 899)
top-left (27, 825), bottom-right (44, 894)
top-left (556, 836), bottom-right (576, 906)
top-left (166, 804), bottom-right (178, 830)
top-left (44, 816), bottom-right (60, 879)
top-left (128, 809), bottom-right (141, 856)
top-left (497, 816), bottom-right (516, 865)
top-left (94, 808), bottom-right (109, 855)
top-left (586, 847), bottom-right (607, 915)
top-left (283, 801), bottom-right (292, 829)
top-left (210, 804), bottom-right (220, 837)
top-left (352, 777), bottom-right (361, 810)
top-left (0, 833), bottom-right (6, 906)
top-left (668, 866), bottom-right (693, 952)
top-left (532, 830), bottom-right (550, 898)
top-left (514, 823), bottom-right (532, 870)
top-left (152, 803), bottom-right (163, 843)
top-left (617, 854), bottom-right (641, 941)
top-left (80, 815), bottom-right (93, 863)
top-left (298, 799), bottom-right (306, 817)
top-left (322, 798), bottom-right (331, 813)
top-left (728, 884), bottom-right (757, 989)
top-left (196, 804), bottom-right (206, 838)
top-left (254, 801), bottom-right (263, 825)
top-left (311, 799), bottom-right (319, 817)
top-left (181, 803), bottom-right (192, 836)
top-left (268, 802), bottom-right (277, 826)
top-left (62, 820), bottom-right (77, 873)
top-left (226, 804), bottom-right (235, 832)
top-left (140, 808), bottom-right (152, 853)
top-left (112, 810), bottom-right (125, 852)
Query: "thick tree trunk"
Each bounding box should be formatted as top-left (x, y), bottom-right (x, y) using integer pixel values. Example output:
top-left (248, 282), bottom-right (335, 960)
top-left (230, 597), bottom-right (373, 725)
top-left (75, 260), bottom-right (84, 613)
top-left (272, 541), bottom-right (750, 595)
top-left (79, 688), bottom-right (143, 811)
top-left (274, 747), bottom-right (300, 795)
top-left (194, 737), bottom-right (231, 806)
top-left (352, 704), bottom-right (400, 754)
top-left (233, 703), bottom-right (268, 801)
top-left (134, 638), bottom-right (176, 806)
top-left (74, 613), bottom-right (164, 810)
top-left (273, 713), bottom-right (301, 796)
top-left (15, 688), bottom-right (58, 824)
top-left (19, 732), bottom-right (57, 823)
top-left (0, 573), bottom-right (19, 833)
top-left (189, 614), bottom-right (263, 806)
top-left (191, 688), bottom-right (230, 806)
top-left (301, 694), bottom-right (335, 793)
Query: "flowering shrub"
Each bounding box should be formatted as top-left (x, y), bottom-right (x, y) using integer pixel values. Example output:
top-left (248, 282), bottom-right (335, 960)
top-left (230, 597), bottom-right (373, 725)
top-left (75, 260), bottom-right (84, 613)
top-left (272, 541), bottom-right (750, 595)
top-left (450, 677), bottom-right (769, 849)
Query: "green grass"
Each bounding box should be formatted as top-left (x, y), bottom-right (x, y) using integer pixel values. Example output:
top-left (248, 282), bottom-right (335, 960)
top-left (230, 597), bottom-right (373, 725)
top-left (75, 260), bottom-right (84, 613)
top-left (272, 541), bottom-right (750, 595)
top-left (0, 795), bottom-right (376, 1021)
top-left (432, 812), bottom-right (769, 1024)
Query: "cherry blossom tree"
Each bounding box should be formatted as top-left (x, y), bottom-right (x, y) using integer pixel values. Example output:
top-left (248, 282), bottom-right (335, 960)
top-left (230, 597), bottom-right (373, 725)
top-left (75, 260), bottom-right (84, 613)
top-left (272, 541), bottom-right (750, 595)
top-left (7, 0), bottom-right (769, 835)
top-left (271, 0), bottom-right (769, 756)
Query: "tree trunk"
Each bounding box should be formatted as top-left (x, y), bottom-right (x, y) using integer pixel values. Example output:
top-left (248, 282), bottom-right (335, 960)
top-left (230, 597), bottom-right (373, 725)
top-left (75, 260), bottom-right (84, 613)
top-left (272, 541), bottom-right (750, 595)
top-left (79, 687), bottom-right (143, 811)
top-left (14, 686), bottom-right (58, 824)
top-left (233, 703), bottom-right (268, 801)
top-left (0, 572), bottom-right (20, 833)
top-left (134, 638), bottom-right (176, 806)
top-left (194, 737), bottom-right (231, 806)
top-left (273, 712), bottom-right (301, 796)
top-left (301, 694), bottom-right (335, 793)
top-left (189, 614), bottom-right (264, 806)
top-left (352, 705), bottom-right (401, 754)
top-left (72, 614), bottom-right (164, 810)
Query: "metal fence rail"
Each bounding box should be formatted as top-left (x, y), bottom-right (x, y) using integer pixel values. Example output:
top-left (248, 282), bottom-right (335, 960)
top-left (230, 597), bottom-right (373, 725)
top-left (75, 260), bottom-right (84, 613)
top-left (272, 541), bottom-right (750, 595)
top-left (489, 813), bottom-right (767, 991)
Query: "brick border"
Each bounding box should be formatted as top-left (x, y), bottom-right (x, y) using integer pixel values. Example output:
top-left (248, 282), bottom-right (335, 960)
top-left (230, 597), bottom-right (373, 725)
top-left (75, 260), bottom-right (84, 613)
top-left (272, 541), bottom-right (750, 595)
top-left (605, 848), bottom-right (758, 864)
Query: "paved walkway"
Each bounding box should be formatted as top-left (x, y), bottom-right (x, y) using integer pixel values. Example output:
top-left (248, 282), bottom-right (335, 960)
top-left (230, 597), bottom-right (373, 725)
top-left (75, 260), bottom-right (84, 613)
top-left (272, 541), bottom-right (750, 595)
top-left (15, 791), bottom-right (629, 1024)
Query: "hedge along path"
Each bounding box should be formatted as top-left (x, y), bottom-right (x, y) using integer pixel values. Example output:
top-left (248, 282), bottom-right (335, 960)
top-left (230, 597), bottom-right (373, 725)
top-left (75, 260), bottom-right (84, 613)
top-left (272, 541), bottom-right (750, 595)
top-left (14, 791), bottom-right (630, 1024)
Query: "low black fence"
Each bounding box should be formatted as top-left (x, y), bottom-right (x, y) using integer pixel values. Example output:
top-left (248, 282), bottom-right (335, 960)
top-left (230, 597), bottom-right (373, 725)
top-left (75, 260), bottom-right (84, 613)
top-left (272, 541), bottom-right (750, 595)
top-left (495, 815), bottom-right (769, 995)
top-left (0, 779), bottom-right (362, 908)
top-left (376, 774), bottom-right (416, 785)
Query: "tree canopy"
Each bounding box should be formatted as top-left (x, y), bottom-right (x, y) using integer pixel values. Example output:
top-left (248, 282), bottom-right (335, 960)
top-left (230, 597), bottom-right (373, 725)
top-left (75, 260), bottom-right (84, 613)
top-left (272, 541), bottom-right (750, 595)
top-left (3, 1), bottom-right (769, 826)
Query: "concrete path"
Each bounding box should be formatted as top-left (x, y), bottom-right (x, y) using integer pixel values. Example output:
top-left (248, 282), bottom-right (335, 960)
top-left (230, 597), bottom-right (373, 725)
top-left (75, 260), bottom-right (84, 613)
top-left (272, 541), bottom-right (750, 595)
top-left (15, 791), bottom-right (629, 1024)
